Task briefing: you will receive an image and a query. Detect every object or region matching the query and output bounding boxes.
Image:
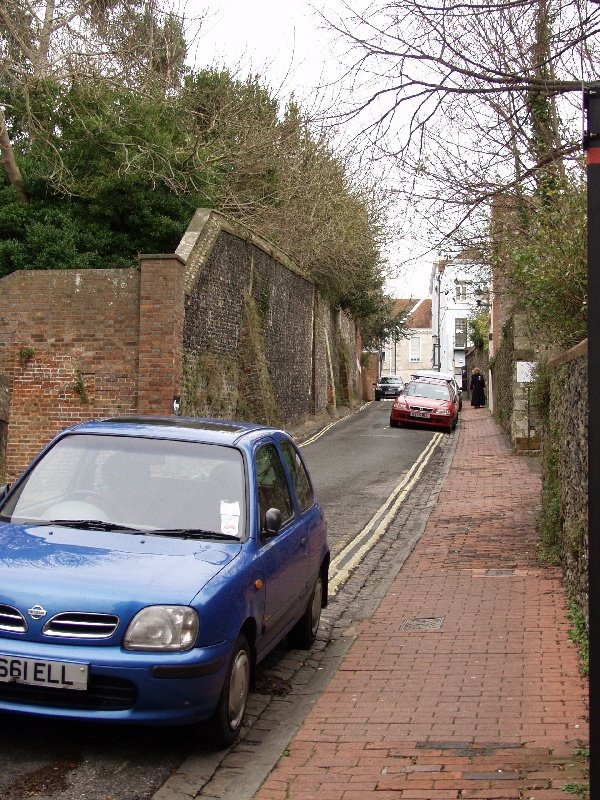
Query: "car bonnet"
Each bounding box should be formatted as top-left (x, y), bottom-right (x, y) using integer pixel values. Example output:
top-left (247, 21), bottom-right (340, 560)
top-left (0, 522), bottom-right (241, 609)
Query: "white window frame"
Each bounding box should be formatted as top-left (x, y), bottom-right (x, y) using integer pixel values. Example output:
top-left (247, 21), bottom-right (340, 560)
top-left (409, 335), bottom-right (421, 362)
top-left (455, 282), bottom-right (468, 301)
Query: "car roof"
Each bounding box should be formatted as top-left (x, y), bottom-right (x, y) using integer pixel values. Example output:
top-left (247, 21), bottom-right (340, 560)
top-left (407, 378), bottom-right (450, 387)
top-left (61, 416), bottom-right (285, 448)
top-left (411, 370), bottom-right (455, 380)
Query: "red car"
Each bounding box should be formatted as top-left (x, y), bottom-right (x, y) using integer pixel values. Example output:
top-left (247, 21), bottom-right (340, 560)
top-left (389, 379), bottom-right (459, 432)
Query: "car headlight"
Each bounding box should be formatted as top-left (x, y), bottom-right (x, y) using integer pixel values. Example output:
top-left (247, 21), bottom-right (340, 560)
top-left (437, 407), bottom-right (451, 415)
top-left (124, 606), bottom-right (199, 651)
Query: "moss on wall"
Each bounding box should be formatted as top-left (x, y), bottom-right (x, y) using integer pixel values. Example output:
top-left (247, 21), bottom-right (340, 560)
top-left (236, 294), bottom-right (282, 426)
top-left (549, 351), bottom-right (588, 626)
top-left (490, 317), bottom-right (514, 435)
top-left (181, 351), bottom-right (239, 419)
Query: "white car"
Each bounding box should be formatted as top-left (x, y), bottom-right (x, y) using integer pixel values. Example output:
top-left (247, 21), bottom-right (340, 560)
top-left (409, 370), bottom-right (463, 410)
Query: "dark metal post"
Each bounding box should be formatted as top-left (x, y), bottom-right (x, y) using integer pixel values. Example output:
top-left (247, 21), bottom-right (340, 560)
top-left (584, 85), bottom-right (600, 794)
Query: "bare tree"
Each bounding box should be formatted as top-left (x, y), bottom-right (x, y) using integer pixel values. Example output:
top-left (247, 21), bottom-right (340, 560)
top-left (322, 0), bottom-right (599, 251)
top-left (0, 0), bottom-right (195, 197)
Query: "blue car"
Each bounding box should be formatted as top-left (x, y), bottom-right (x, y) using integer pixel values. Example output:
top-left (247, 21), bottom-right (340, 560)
top-left (0, 417), bottom-right (329, 747)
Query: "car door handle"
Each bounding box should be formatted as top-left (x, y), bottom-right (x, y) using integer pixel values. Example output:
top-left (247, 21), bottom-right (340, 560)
top-left (300, 537), bottom-right (307, 548)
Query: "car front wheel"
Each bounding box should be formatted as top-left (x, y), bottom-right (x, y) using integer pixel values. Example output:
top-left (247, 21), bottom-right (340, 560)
top-left (289, 574), bottom-right (323, 649)
top-left (209, 633), bottom-right (251, 748)
top-left (390, 419), bottom-right (399, 428)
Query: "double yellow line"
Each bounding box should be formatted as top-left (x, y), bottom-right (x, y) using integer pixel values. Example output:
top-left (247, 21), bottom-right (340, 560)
top-left (327, 432), bottom-right (443, 596)
top-left (298, 404), bottom-right (370, 448)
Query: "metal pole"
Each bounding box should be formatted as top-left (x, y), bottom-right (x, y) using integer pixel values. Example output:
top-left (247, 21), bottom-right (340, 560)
top-left (584, 85), bottom-right (600, 795)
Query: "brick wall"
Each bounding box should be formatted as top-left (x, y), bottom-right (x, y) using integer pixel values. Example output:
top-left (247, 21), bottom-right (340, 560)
top-left (138, 254), bottom-right (186, 415)
top-left (0, 269), bottom-right (141, 481)
top-left (0, 210), bottom-right (362, 480)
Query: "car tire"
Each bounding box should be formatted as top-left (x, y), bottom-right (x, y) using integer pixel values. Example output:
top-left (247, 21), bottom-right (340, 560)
top-left (289, 574), bottom-right (323, 650)
top-left (375, 393), bottom-right (381, 401)
top-left (390, 419), bottom-right (399, 428)
top-left (209, 633), bottom-right (251, 748)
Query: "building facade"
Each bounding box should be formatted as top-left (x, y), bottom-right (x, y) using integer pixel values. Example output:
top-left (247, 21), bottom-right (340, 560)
top-left (380, 298), bottom-right (433, 383)
top-left (430, 257), bottom-right (489, 385)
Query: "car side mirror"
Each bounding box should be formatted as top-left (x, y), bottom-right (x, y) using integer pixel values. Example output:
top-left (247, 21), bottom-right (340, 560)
top-left (263, 507), bottom-right (282, 538)
top-left (0, 484), bottom-right (10, 501)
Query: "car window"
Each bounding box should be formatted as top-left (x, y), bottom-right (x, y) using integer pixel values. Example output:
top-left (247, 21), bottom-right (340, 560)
top-left (279, 441), bottom-right (314, 512)
top-left (405, 382), bottom-right (451, 400)
top-left (1, 435), bottom-right (247, 536)
top-left (379, 376), bottom-right (401, 384)
top-left (255, 443), bottom-right (293, 530)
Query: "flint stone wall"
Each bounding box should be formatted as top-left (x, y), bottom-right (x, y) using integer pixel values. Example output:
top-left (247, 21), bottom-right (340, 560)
top-left (0, 209), bottom-right (361, 481)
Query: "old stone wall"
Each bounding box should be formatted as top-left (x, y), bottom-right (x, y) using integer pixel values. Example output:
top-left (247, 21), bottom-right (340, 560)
top-left (179, 211), bottom-right (360, 425)
top-left (544, 340), bottom-right (588, 622)
top-left (490, 312), bottom-right (540, 449)
top-left (491, 313), bottom-right (587, 621)
top-left (0, 210), bottom-right (361, 481)
top-left (490, 316), bottom-right (514, 436)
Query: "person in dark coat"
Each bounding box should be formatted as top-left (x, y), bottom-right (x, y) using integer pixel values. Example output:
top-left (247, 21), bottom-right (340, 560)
top-left (470, 368), bottom-right (486, 408)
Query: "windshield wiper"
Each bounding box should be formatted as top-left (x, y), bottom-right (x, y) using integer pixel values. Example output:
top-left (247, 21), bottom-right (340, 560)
top-left (40, 519), bottom-right (144, 533)
top-left (147, 528), bottom-right (240, 541)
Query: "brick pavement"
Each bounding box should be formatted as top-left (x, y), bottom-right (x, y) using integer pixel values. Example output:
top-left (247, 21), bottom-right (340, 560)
top-left (254, 406), bottom-right (589, 800)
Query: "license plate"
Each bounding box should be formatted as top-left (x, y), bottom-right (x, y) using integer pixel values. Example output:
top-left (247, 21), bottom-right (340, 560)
top-left (0, 655), bottom-right (88, 690)
top-left (410, 411), bottom-right (431, 419)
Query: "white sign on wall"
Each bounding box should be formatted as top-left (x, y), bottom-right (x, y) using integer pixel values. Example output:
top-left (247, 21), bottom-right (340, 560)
top-left (516, 361), bottom-right (536, 384)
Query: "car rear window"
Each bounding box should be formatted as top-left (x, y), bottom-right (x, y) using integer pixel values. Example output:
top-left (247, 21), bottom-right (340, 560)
top-left (405, 382), bottom-right (451, 400)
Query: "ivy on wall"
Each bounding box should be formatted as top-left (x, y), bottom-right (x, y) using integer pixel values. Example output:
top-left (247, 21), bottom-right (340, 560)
top-left (235, 294), bottom-right (282, 426)
top-left (181, 352), bottom-right (239, 419)
top-left (490, 318), bottom-right (514, 435)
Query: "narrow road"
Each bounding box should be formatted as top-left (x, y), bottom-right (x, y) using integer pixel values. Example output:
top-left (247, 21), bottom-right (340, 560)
top-left (0, 402), bottom-right (452, 800)
top-left (299, 401), bottom-right (436, 556)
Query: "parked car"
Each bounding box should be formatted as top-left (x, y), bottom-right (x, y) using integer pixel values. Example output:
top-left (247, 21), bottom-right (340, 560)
top-left (410, 369), bottom-right (463, 410)
top-left (390, 379), bottom-right (459, 432)
top-left (373, 375), bottom-right (404, 401)
top-left (0, 416), bottom-right (329, 747)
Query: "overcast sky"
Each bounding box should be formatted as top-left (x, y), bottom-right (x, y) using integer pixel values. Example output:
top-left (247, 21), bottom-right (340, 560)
top-left (187, 0), bottom-right (433, 299)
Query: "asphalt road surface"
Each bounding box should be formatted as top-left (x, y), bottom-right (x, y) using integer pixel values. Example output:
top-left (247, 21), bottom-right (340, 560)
top-left (300, 401), bottom-right (436, 556)
top-left (0, 401), bottom-right (442, 800)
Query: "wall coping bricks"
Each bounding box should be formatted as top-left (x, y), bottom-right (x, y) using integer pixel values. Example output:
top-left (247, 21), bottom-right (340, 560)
top-left (547, 338), bottom-right (587, 369)
top-left (177, 208), bottom-right (311, 295)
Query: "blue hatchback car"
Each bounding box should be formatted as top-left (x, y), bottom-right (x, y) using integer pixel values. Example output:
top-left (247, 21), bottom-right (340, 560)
top-left (0, 417), bottom-right (329, 746)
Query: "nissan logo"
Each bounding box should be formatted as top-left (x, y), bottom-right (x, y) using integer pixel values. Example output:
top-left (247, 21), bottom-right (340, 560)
top-left (27, 604), bottom-right (47, 620)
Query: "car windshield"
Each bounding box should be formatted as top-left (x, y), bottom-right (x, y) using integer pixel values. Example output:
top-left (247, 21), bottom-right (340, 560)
top-left (379, 377), bottom-right (401, 384)
top-left (0, 434), bottom-right (246, 538)
top-left (405, 382), bottom-right (451, 401)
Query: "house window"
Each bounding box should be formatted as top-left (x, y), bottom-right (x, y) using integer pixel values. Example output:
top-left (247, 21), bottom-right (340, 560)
top-left (455, 318), bottom-right (467, 349)
top-left (455, 281), bottom-right (468, 301)
top-left (409, 336), bottom-right (421, 362)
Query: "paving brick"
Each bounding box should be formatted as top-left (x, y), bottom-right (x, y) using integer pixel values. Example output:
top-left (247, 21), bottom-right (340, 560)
top-left (255, 407), bottom-right (589, 800)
